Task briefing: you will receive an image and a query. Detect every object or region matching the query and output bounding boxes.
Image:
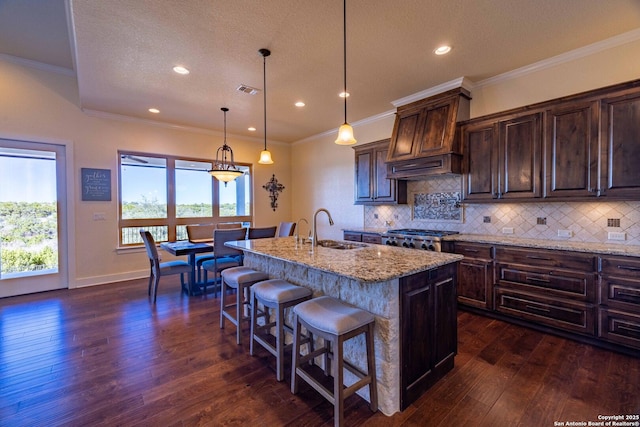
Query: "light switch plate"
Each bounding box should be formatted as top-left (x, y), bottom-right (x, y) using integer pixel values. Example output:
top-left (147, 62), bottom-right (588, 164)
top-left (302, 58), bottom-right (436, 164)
top-left (557, 229), bottom-right (573, 238)
top-left (93, 212), bottom-right (106, 221)
top-left (608, 231), bottom-right (626, 241)
top-left (502, 227), bottom-right (514, 234)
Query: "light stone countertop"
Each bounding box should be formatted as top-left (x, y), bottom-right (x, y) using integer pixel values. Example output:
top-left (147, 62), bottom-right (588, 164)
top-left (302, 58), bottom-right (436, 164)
top-left (226, 236), bottom-right (463, 283)
top-left (445, 234), bottom-right (640, 257)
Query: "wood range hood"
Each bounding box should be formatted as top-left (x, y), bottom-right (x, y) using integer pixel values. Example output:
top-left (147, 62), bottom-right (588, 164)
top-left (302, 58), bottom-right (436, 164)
top-left (386, 87), bottom-right (471, 179)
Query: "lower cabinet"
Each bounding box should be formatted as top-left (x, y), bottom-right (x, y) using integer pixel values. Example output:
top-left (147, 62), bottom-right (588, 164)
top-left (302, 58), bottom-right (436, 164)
top-left (450, 241), bottom-right (640, 355)
top-left (599, 255), bottom-right (640, 350)
top-left (400, 263), bottom-right (457, 410)
top-left (343, 231), bottom-right (382, 244)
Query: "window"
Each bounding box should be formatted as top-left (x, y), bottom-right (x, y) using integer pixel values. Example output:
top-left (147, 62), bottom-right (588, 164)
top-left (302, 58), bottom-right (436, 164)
top-left (118, 152), bottom-right (252, 246)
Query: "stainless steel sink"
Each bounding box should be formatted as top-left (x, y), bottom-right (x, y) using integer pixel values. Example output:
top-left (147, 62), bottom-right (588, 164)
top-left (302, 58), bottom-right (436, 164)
top-left (317, 239), bottom-right (368, 250)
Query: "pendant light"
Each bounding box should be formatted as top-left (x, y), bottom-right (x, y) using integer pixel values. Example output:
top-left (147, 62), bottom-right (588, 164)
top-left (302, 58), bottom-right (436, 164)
top-left (335, 0), bottom-right (356, 145)
top-left (208, 107), bottom-right (244, 185)
top-left (258, 48), bottom-right (274, 164)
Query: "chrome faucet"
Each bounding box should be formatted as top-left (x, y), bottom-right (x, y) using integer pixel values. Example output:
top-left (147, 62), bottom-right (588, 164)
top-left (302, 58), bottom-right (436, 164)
top-left (294, 218), bottom-right (309, 243)
top-left (311, 208), bottom-right (334, 247)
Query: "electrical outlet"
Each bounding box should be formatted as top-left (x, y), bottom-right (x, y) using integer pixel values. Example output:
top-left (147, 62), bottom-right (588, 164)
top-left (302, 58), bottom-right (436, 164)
top-left (93, 212), bottom-right (106, 221)
top-left (502, 227), bottom-right (514, 234)
top-left (557, 229), bottom-right (573, 238)
top-left (608, 231), bottom-right (626, 241)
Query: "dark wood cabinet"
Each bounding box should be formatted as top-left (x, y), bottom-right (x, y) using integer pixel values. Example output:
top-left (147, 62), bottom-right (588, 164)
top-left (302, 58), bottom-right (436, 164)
top-left (462, 112), bottom-right (542, 200)
top-left (461, 120), bottom-right (498, 201)
top-left (400, 263), bottom-right (457, 410)
top-left (343, 231), bottom-right (362, 242)
top-left (498, 112), bottom-right (543, 199)
top-left (342, 231), bottom-right (382, 245)
top-left (600, 89), bottom-right (640, 199)
top-left (361, 233), bottom-right (382, 244)
top-left (387, 89), bottom-right (468, 163)
top-left (354, 139), bottom-right (406, 205)
top-left (599, 255), bottom-right (640, 350)
top-left (544, 100), bottom-right (599, 198)
top-left (452, 242), bottom-right (493, 309)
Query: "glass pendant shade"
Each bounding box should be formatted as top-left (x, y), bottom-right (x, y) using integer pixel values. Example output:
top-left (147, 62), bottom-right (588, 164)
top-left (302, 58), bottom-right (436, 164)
top-left (258, 149), bottom-right (274, 164)
top-left (335, 122), bottom-right (357, 145)
top-left (208, 107), bottom-right (243, 185)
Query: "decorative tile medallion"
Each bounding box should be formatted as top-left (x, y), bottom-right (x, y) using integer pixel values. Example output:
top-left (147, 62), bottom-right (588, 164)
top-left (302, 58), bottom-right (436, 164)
top-left (412, 191), bottom-right (462, 222)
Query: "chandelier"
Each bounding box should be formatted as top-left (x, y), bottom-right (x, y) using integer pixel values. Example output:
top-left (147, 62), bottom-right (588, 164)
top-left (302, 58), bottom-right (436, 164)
top-left (208, 107), bottom-right (243, 185)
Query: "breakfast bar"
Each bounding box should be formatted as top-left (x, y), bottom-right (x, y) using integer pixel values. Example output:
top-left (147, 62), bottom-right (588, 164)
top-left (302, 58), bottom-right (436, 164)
top-left (226, 236), bottom-right (463, 415)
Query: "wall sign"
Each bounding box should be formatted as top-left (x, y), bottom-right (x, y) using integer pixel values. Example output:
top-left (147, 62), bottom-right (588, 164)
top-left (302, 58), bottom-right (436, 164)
top-left (81, 168), bottom-right (111, 201)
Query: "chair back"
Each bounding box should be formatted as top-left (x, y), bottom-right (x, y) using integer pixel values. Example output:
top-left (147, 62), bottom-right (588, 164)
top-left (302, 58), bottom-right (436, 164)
top-left (139, 229), bottom-right (159, 262)
top-left (213, 227), bottom-right (247, 258)
top-left (186, 224), bottom-right (215, 243)
top-left (248, 226), bottom-right (277, 239)
top-left (278, 222), bottom-right (296, 237)
top-left (216, 222), bottom-right (243, 229)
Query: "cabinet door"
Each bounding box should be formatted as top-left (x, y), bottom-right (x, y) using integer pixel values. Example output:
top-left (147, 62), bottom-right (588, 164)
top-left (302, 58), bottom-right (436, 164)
top-left (354, 148), bottom-right (373, 203)
top-left (498, 112), bottom-right (542, 199)
top-left (545, 100), bottom-right (599, 198)
top-left (413, 99), bottom-right (457, 157)
top-left (373, 144), bottom-right (395, 202)
top-left (600, 90), bottom-right (640, 198)
top-left (454, 242), bottom-right (493, 309)
top-left (388, 108), bottom-right (424, 162)
top-left (462, 120), bottom-right (498, 201)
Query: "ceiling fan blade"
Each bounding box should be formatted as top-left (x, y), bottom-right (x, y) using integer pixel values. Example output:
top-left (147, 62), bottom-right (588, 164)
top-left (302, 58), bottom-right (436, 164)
top-left (121, 155), bottom-right (149, 164)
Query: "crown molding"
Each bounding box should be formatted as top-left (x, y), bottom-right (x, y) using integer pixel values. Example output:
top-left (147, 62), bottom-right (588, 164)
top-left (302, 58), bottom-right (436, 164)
top-left (0, 53), bottom-right (75, 77)
top-left (391, 77), bottom-right (475, 107)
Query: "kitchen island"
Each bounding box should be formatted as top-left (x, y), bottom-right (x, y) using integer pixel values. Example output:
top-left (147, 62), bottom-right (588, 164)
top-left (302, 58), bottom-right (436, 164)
top-left (226, 236), bottom-right (463, 415)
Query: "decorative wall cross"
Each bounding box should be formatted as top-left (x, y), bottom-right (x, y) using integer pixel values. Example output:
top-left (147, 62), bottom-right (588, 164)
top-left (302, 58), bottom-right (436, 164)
top-left (262, 174), bottom-right (285, 211)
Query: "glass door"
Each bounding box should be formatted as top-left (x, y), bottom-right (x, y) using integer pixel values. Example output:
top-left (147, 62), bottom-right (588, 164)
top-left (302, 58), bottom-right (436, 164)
top-left (0, 139), bottom-right (68, 297)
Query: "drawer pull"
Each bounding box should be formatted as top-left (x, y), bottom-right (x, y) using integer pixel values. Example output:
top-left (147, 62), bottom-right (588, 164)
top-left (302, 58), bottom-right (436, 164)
top-left (527, 255), bottom-right (552, 261)
top-left (618, 325), bottom-right (640, 334)
top-left (617, 290), bottom-right (640, 298)
top-left (525, 304), bottom-right (551, 313)
top-left (464, 249), bottom-right (479, 253)
top-left (617, 265), bottom-right (640, 272)
top-left (526, 276), bottom-right (551, 283)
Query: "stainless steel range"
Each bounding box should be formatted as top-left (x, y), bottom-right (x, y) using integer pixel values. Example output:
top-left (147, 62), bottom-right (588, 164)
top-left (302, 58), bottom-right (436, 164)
top-left (381, 229), bottom-right (459, 252)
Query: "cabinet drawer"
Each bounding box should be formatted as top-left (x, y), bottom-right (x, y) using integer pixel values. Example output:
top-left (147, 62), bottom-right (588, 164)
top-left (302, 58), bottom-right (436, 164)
top-left (600, 255), bottom-right (640, 278)
top-left (599, 309), bottom-right (640, 350)
top-left (495, 246), bottom-right (596, 271)
top-left (601, 276), bottom-right (640, 311)
top-left (495, 287), bottom-right (596, 336)
top-left (454, 242), bottom-right (493, 260)
top-left (496, 263), bottom-right (596, 302)
top-left (343, 232), bottom-right (362, 242)
top-left (362, 233), bottom-right (382, 244)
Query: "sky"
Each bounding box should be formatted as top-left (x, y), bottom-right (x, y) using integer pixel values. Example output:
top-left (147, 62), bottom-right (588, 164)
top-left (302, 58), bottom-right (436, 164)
top-left (0, 155), bottom-right (57, 203)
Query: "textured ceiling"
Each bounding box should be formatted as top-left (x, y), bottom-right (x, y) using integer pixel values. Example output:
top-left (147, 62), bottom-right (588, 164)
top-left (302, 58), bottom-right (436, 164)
top-left (2, 0), bottom-right (640, 142)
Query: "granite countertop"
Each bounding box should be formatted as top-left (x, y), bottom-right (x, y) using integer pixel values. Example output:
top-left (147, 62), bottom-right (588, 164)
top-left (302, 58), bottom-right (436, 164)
top-left (342, 227), bottom-right (388, 234)
top-left (446, 234), bottom-right (640, 257)
top-left (226, 237), bottom-right (463, 283)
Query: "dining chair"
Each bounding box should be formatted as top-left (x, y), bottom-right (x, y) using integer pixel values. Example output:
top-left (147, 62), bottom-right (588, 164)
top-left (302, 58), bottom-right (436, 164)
top-left (139, 229), bottom-right (192, 303)
top-left (277, 221), bottom-right (296, 237)
top-left (248, 226), bottom-right (277, 239)
top-left (202, 227), bottom-right (247, 296)
top-left (216, 222), bottom-right (244, 230)
top-left (187, 224), bottom-right (216, 283)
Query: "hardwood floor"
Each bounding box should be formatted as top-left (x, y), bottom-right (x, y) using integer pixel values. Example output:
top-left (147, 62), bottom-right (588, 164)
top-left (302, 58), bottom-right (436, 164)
top-left (1, 277), bottom-right (638, 426)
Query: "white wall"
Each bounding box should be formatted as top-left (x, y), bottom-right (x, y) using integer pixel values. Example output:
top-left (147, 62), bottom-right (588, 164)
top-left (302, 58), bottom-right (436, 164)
top-left (0, 59), bottom-right (293, 287)
top-left (290, 35), bottom-right (640, 244)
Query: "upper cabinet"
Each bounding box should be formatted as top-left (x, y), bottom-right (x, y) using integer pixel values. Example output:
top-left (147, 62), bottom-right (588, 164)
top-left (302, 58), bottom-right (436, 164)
top-left (462, 78), bottom-right (640, 202)
top-left (354, 139), bottom-right (407, 205)
top-left (386, 88), bottom-right (470, 179)
top-left (462, 112), bottom-right (542, 201)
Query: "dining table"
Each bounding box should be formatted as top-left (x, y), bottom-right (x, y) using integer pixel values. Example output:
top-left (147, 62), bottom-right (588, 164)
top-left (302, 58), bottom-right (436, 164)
top-left (160, 241), bottom-right (214, 295)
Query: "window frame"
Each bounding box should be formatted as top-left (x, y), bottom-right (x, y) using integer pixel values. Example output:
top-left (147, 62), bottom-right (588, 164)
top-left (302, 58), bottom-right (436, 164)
top-left (118, 150), bottom-right (252, 246)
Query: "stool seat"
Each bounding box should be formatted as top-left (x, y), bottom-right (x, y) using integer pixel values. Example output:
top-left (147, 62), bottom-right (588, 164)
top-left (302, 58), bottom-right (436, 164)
top-left (220, 266), bottom-right (269, 345)
top-left (250, 279), bottom-right (312, 382)
top-left (222, 266), bottom-right (269, 288)
top-left (293, 295), bottom-right (374, 335)
top-left (253, 279), bottom-right (312, 304)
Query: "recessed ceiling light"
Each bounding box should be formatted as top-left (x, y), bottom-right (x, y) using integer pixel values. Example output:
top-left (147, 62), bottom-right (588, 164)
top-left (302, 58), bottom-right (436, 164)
top-left (339, 91), bottom-right (350, 98)
top-left (248, 127), bottom-right (256, 132)
top-left (148, 108), bottom-right (160, 114)
top-left (434, 45), bottom-right (452, 55)
top-left (295, 101), bottom-right (305, 107)
top-left (173, 66), bottom-right (190, 75)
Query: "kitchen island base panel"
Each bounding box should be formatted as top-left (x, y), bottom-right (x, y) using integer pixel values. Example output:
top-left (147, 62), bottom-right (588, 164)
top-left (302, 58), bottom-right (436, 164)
top-left (243, 252), bottom-right (401, 415)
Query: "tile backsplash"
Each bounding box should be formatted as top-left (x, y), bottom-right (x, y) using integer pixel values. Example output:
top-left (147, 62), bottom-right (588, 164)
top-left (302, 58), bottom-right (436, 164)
top-left (364, 175), bottom-right (640, 246)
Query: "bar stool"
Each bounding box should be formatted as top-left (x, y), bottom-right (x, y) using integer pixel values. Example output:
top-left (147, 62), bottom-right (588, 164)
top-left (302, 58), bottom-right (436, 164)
top-left (220, 266), bottom-right (269, 345)
top-left (249, 279), bottom-right (313, 381)
top-left (291, 296), bottom-right (377, 427)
